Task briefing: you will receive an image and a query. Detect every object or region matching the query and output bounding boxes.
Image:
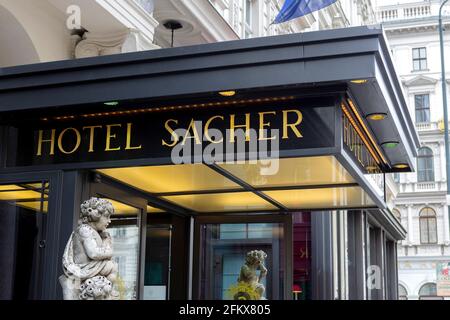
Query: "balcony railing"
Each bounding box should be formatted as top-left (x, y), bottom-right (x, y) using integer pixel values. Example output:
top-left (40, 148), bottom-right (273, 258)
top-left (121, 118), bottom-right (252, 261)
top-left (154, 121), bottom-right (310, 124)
top-left (399, 181), bottom-right (446, 193)
top-left (415, 121), bottom-right (442, 132)
top-left (377, 2), bottom-right (436, 23)
top-left (403, 5), bottom-right (431, 19)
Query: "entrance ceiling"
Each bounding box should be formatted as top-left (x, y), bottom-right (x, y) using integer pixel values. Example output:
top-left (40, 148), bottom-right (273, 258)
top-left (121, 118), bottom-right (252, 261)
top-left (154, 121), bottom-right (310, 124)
top-left (97, 155), bottom-right (375, 214)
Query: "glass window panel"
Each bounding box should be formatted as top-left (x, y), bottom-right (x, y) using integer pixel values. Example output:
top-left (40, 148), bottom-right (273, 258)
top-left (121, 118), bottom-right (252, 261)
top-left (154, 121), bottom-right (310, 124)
top-left (220, 231), bottom-right (248, 239)
top-left (162, 192), bottom-right (276, 212)
top-left (106, 199), bottom-right (140, 215)
top-left (15, 201), bottom-right (49, 213)
top-left (0, 185), bottom-right (24, 191)
top-left (218, 156), bottom-right (355, 188)
top-left (0, 190), bottom-right (45, 201)
top-left (147, 205), bottom-right (164, 213)
top-left (398, 285), bottom-right (407, 296)
top-left (421, 60), bottom-right (427, 70)
top-left (420, 218), bottom-right (429, 243)
top-left (98, 164), bottom-right (241, 194)
top-left (428, 218), bottom-right (437, 243)
top-left (143, 226), bottom-right (171, 300)
top-left (418, 148), bottom-right (434, 182)
top-left (415, 95), bottom-right (423, 108)
top-left (248, 223), bottom-right (274, 239)
top-left (264, 187), bottom-right (375, 209)
top-left (419, 47), bottom-right (426, 58)
top-left (420, 207), bottom-right (436, 217)
top-left (412, 48), bottom-right (419, 59)
top-left (0, 181), bottom-right (48, 299)
top-left (413, 60), bottom-right (420, 71)
top-left (419, 283), bottom-right (437, 296)
top-left (199, 222), bottom-right (284, 300)
top-left (108, 200), bottom-right (140, 300)
top-left (220, 224), bottom-right (247, 239)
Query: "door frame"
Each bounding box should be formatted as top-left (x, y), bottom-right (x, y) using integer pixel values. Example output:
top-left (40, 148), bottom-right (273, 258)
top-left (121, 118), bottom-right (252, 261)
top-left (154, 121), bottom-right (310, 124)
top-left (0, 170), bottom-right (63, 299)
top-left (89, 178), bottom-right (148, 300)
top-left (193, 214), bottom-right (292, 300)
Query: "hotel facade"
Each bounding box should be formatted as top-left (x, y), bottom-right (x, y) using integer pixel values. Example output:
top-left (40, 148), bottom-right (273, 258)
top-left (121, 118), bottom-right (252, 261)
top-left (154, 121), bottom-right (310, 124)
top-left (0, 0), bottom-right (418, 300)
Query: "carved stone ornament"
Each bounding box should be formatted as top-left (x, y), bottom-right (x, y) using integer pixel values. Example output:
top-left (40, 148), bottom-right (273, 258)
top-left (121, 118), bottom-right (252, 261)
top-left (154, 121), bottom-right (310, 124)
top-left (59, 197), bottom-right (119, 300)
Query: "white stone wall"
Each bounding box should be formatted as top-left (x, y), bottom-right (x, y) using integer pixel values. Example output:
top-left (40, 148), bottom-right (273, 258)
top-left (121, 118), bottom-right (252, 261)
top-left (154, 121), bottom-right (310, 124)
top-left (376, 0), bottom-right (450, 300)
top-left (0, 0), bottom-right (376, 66)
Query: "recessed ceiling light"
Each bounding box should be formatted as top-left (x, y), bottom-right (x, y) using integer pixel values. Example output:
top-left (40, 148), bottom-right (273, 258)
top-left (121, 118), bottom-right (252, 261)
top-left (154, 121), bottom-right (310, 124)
top-left (219, 90), bottom-right (236, 97)
top-left (350, 79), bottom-right (368, 84)
top-left (104, 101), bottom-right (119, 106)
top-left (366, 113), bottom-right (388, 121)
top-left (393, 163), bottom-right (409, 169)
top-left (381, 141), bottom-right (399, 149)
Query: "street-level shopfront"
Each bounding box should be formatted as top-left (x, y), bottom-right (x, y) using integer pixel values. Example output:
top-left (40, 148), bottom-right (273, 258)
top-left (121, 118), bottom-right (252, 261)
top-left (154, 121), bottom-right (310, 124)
top-left (0, 27), bottom-right (418, 300)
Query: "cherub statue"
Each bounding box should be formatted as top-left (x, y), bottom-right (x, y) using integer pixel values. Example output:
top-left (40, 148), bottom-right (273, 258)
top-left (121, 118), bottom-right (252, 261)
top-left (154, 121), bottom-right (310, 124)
top-left (59, 197), bottom-right (119, 300)
top-left (234, 250), bottom-right (268, 300)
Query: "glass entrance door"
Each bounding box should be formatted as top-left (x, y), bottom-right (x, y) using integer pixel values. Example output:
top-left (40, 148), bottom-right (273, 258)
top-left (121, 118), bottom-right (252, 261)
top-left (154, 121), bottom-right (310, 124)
top-left (143, 225), bottom-right (172, 300)
top-left (0, 180), bottom-right (49, 299)
top-left (90, 181), bottom-right (147, 300)
top-left (196, 220), bottom-right (289, 300)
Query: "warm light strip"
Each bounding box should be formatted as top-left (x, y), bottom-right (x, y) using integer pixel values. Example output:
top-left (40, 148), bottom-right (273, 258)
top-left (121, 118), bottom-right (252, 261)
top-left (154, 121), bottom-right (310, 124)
top-left (43, 96), bottom-right (296, 121)
top-left (346, 99), bottom-right (389, 165)
top-left (341, 104), bottom-right (381, 165)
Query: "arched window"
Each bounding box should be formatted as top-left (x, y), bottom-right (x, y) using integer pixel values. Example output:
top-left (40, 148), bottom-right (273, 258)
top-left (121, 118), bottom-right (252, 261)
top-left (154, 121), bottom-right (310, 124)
top-left (392, 209), bottom-right (401, 223)
top-left (417, 147), bottom-right (434, 182)
top-left (419, 207), bottom-right (437, 244)
top-left (398, 284), bottom-right (408, 300)
top-left (419, 283), bottom-right (441, 300)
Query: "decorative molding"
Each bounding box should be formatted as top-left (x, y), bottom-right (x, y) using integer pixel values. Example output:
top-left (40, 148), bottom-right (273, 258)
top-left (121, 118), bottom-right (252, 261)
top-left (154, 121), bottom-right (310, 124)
top-left (74, 29), bottom-right (158, 58)
top-left (96, 0), bottom-right (159, 50)
top-left (403, 75), bottom-right (438, 87)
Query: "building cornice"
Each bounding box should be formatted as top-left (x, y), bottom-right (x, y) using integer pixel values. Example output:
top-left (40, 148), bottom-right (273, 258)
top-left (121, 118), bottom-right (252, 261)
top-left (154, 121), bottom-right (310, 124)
top-left (382, 19), bottom-right (450, 35)
top-left (403, 75), bottom-right (438, 87)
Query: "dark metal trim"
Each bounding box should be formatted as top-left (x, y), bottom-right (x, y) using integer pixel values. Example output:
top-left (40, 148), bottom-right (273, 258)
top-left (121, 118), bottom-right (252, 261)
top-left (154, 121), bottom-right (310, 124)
top-left (153, 182), bottom-right (359, 197)
top-left (336, 149), bottom-right (387, 210)
top-left (206, 163), bottom-right (289, 212)
top-left (94, 172), bottom-right (194, 216)
top-left (0, 148), bottom-right (341, 173)
top-left (0, 170), bottom-right (63, 299)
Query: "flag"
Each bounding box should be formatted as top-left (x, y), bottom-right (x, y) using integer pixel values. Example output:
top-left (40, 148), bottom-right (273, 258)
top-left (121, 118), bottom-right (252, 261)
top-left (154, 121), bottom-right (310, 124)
top-left (273, 0), bottom-right (338, 24)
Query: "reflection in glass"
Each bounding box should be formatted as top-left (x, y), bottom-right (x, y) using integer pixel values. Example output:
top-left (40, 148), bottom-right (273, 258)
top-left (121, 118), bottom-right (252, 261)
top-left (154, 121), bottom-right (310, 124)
top-left (292, 212), bottom-right (311, 300)
top-left (108, 201), bottom-right (140, 300)
top-left (143, 225), bottom-right (171, 300)
top-left (0, 181), bottom-right (49, 299)
top-left (199, 222), bottom-right (284, 300)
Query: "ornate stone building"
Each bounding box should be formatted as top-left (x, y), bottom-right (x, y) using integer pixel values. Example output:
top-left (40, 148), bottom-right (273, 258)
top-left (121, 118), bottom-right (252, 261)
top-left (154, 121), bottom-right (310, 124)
top-left (0, 0), bottom-right (376, 67)
top-left (376, 0), bottom-right (450, 300)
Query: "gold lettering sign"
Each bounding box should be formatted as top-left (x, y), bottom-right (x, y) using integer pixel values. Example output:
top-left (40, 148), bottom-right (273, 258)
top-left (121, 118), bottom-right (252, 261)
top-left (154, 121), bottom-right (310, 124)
top-left (58, 128), bottom-right (81, 154)
top-left (36, 122), bottom-right (141, 157)
top-left (161, 109), bottom-right (304, 147)
top-left (37, 129), bottom-right (56, 156)
top-left (35, 108), bottom-right (306, 158)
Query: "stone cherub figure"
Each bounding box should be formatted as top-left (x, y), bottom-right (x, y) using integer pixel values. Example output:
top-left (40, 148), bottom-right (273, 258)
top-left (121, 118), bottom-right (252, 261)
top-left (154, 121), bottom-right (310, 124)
top-left (59, 197), bottom-right (119, 300)
top-left (234, 250), bottom-right (268, 300)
